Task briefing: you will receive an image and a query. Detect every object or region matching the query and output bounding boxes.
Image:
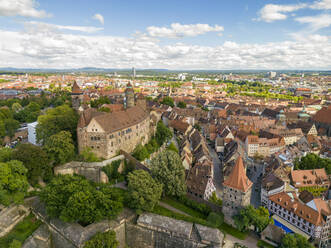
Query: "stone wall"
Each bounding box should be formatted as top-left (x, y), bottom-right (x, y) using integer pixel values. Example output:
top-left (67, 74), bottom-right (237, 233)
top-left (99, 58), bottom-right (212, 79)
top-left (54, 155), bottom-right (125, 183)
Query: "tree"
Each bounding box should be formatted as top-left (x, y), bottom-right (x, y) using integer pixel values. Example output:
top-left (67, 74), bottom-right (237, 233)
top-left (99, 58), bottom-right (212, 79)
top-left (167, 142), bottom-right (178, 153)
top-left (294, 153), bottom-right (331, 174)
top-left (150, 150), bottom-right (186, 197)
top-left (127, 170), bottom-right (162, 212)
top-left (9, 240), bottom-right (22, 248)
top-left (161, 96), bottom-right (174, 107)
top-left (12, 144), bottom-right (50, 185)
top-left (4, 119), bottom-right (19, 137)
top-left (177, 101), bottom-right (186, 108)
top-left (36, 105), bottom-right (79, 144)
top-left (40, 175), bottom-right (123, 225)
top-left (80, 147), bottom-right (100, 162)
top-left (84, 231), bottom-right (118, 248)
top-left (44, 131), bottom-right (75, 165)
top-left (155, 121), bottom-right (172, 146)
top-left (132, 144), bottom-right (149, 161)
top-left (11, 103), bottom-right (22, 112)
top-left (280, 233), bottom-right (313, 248)
top-left (234, 205), bottom-right (272, 232)
top-left (0, 147), bottom-right (13, 162)
top-left (0, 160), bottom-right (29, 206)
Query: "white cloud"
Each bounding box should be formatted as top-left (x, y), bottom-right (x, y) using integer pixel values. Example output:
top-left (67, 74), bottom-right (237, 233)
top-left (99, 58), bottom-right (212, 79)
top-left (147, 23), bottom-right (224, 38)
top-left (93, 13), bottom-right (104, 25)
top-left (0, 25), bottom-right (330, 70)
top-left (311, 0), bottom-right (331, 10)
top-left (295, 14), bottom-right (331, 31)
top-left (0, 0), bottom-right (51, 18)
top-left (24, 21), bottom-right (103, 33)
top-left (258, 3), bottom-right (307, 22)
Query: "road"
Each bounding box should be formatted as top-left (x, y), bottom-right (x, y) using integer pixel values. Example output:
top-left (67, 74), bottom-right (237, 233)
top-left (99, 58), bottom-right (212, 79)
top-left (207, 144), bottom-right (223, 197)
top-left (247, 163), bottom-right (264, 208)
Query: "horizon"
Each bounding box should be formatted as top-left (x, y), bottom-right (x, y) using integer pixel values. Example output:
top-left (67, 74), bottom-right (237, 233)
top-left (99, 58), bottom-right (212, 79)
top-left (0, 0), bottom-right (330, 70)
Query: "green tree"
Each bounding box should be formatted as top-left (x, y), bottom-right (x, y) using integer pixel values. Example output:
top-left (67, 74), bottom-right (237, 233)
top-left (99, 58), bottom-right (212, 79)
top-left (9, 239), bottom-right (22, 248)
top-left (294, 153), bottom-right (331, 174)
top-left (4, 119), bottom-right (19, 137)
top-left (234, 205), bottom-right (272, 232)
top-left (40, 175), bottom-right (123, 225)
top-left (0, 147), bottom-right (13, 162)
top-left (150, 150), bottom-right (186, 197)
top-left (177, 101), bottom-right (186, 108)
top-left (161, 96), bottom-right (174, 107)
top-left (80, 147), bottom-right (100, 162)
top-left (280, 233), bottom-right (313, 248)
top-left (84, 231), bottom-right (118, 248)
top-left (155, 121), bottom-right (172, 146)
top-left (127, 170), bottom-right (162, 212)
top-left (12, 144), bottom-right (50, 185)
top-left (167, 142), bottom-right (178, 153)
top-left (36, 105), bottom-right (79, 144)
top-left (132, 144), bottom-right (149, 161)
top-left (0, 160), bottom-right (29, 206)
top-left (11, 103), bottom-right (22, 112)
top-left (44, 131), bottom-right (75, 165)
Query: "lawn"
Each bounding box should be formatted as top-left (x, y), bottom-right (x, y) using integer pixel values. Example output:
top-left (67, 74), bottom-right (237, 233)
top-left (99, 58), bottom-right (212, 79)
top-left (161, 197), bottom-right (206, 219)
top-left (257, 240), bottom-right (276, 248)
top-left (219, 222), bottom-right (248, 240)
top-left (0, 213), bottom-right (42, 247)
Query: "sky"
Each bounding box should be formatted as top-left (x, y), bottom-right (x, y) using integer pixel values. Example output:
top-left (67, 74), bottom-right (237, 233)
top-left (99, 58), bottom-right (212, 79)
top-left (0, 0), bottom-right (330, 70)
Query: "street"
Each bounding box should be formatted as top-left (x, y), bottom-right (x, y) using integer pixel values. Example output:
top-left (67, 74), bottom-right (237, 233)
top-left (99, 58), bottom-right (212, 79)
top-left (207, 144), bottom-right (223, 198)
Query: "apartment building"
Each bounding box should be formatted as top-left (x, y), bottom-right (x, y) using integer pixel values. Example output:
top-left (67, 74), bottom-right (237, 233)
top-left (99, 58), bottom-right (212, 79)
top-left (245, 135), bottom-right (285, 157)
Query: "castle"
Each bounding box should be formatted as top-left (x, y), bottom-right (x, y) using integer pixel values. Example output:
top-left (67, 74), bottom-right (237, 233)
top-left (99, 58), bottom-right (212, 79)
top-left (73, 82), bottom-right (151, 159)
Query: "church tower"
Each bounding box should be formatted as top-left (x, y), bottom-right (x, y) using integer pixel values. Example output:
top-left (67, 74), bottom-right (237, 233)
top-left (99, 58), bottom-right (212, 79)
top-left (71, 81), bottom-right (83, 111)
top-left (125, 82), bottom-right (135, 109)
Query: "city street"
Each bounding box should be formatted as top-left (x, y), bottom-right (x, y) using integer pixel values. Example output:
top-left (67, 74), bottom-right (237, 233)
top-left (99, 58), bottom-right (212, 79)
top-left (207, 144), bottom-right (223, 197)
top-left (247, 163), bottom-right (264, 208)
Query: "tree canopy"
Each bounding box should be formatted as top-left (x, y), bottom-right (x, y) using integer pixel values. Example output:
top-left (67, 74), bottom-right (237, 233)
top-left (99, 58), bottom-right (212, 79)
top-left (12, 144), bottom-right (50, 185)
top-left (132, 144), bottom-right (149, 161)
top-left (280, 233), bottom-right (314, 248)
top-left (0, 160), bottom-right (29, 206)
top-left (127, 170), bottom-right (162, 212)
top-left (44, 131), bottom-right (75, 165)
top-left (155, 121), bottom-right (172, 146)
top-left (234, 205), bottom-right (272, 232)
top-left (84, 231), bottom-right (118, 248)
top-left (177, 101), bottom-right (186, 108)
top-left (36, 105), bottom-right (79, 145)
top-left (40, 175), bottom-right (123, 226)
top-left (150, 150), bottom-right (186, 197)
top-left (161, 96), bottom-right (174, 107)
top-left (294, 153), bottom-right (331, 174)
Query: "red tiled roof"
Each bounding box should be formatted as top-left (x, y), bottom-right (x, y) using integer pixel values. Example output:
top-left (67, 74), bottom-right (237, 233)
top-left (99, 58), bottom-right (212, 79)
top-left (223, 157), bottom-right (253, 192)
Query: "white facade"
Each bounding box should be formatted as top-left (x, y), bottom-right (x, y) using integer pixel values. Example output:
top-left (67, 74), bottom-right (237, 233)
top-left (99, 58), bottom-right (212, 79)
top-left (27, 121), bottom-right (40, 146)
top-left (261, 184), bottom-right (284, 206)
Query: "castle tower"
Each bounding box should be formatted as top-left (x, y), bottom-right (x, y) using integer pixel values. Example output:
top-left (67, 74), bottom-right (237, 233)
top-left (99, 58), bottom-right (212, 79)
top-left (125, 82), bottom-right (135, 109)
top-left (222, 157), bottom-right (253, 225)
top-left (71, 81), bottom-right (83, 111)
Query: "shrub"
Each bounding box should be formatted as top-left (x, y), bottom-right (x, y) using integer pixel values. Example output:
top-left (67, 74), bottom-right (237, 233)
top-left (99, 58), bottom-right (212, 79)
top-left (207, 212), bottom-right (224, 227)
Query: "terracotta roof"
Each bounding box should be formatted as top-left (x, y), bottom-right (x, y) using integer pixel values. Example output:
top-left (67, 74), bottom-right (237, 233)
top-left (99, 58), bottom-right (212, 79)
top-left (269, 192), bottom-right (322, 226)
top-left (313, 106), bottom-right (331, 125)
top-left (223, 157), bottom-right (253, 192)
top-left (169, 120), bottom-right (190, 134)
top-left (72, 81), bottom-right (82, 94)
top-left (291, 168), bottom-right (329, 188)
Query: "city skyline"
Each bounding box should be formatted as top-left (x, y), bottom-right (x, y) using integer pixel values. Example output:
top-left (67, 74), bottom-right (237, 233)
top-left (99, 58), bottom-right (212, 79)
top-left (0, 0), bottom-right (331, 69)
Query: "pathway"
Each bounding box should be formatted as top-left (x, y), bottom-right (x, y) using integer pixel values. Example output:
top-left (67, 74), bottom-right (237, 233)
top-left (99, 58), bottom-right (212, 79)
top-left (158, 202), bottom-right (190, 217)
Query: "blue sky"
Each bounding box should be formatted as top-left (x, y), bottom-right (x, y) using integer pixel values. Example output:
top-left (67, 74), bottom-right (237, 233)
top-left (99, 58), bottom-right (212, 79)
top-left (0, 0), bottom-right (330, 69)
